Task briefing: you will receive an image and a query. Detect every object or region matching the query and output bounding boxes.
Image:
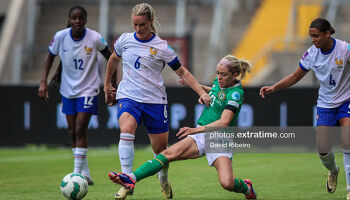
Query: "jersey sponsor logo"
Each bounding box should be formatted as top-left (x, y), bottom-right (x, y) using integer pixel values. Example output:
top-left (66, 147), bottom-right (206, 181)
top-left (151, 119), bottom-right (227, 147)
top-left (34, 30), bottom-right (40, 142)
top-left (217, 91), bottom-right (226, 101)
top-left (302, 51), bottom-right (309, 60)
top-left (335, 58), bottom-right (343, 68)
top-left (149, 47), bottom-right (158, 58)
top-left (232, 92), bottom-right (241, 101)
top-left (84, 46), bottom-right (93, 53)
top-left (228, 100), bottom-right (239, 108)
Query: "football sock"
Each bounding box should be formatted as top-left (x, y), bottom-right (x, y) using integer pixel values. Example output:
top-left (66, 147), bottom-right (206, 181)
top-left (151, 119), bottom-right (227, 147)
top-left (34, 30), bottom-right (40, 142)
top-left (81, 153), bottom-right (91, 177)
top-left (119, 133), bottom-right (135, 173)
top-left (233, 177), bottom-right (249, 194)
top-left (132, 154), bottom-right (169, 182)
top-left (343, 149), bottom-right (350, 190)
top-left (154, 153), bottom-right (169, 183)
top-left (319, 152), bottom-right (338, 174)
top-left (74, 147), bottom-right (87, 174)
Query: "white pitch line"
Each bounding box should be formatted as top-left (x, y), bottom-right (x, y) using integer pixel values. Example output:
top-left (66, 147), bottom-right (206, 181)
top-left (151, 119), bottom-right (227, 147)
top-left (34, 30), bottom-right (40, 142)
top-left (0, 150), bottom-right (116, 163)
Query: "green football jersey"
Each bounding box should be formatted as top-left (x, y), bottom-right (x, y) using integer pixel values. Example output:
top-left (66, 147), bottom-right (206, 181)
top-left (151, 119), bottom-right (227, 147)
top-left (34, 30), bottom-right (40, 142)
top-left (197, 78), bottom-right (244, 126)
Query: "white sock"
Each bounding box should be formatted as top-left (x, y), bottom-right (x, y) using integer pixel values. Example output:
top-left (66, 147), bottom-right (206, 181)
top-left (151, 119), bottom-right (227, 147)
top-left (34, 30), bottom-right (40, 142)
top-left (154, 153), bottom-right (168, 183)
top-left (343, 149), bottom-right (350, 190)
top-left (319, 152), bottom-right (338, 174)
top-left (74, 147), bottom-right (87, 174)
top-left (128, 173), bottom-right (137, 182)
top-left (81, 156), bottom-right (91, 177)
top-left (119, 133), bottom-right (135, 173)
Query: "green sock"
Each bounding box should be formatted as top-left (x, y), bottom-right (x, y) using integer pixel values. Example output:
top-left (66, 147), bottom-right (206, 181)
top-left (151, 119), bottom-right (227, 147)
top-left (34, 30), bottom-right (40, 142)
top-left (133, 154), bottom-right (168, 182)
top-left (233, 177), bottom-right (248, 194)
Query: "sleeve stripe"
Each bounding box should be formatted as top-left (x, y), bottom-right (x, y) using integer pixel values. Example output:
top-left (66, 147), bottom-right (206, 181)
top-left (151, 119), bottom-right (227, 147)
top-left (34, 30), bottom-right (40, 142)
top-left (114, 48), bottom-right (121, 57)
top-left (225, 105), bottom-right (237, 113)
top-left (168, 57), bottom-right (181, 70)
top-left (48, 48), bottom-right (56, 56)
top-left (299, 62), bottom-right (309, 71)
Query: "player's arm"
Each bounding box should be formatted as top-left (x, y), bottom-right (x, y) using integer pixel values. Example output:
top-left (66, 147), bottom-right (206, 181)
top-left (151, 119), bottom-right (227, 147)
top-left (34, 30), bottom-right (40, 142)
top-left (104, 52), bottom-right (121, 106)
top-left (177, 78), bottom-right (211, 93)
top-left (175, 66), bottom-right (211, 106)
top-left (99, 46), bottom-right (117, 88)
top-left (200, 84), bottom-right (212, 93)
top-left (260, 66), bottom-right (308, 98)
top-left (176, 109), bottom-right (234, 139)
top-left (99, 46), bottom-right (112, 60)
top-left (38, 53), bottom-right (55, 101)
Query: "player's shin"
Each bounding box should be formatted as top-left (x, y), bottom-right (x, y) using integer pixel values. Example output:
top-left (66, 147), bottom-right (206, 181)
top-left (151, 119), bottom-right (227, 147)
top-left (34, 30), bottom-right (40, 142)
top-left (119, 133), bottom-right (135, 173)
top-left (343, 149), bottom-right (350, 190)
top-left (319, 151), bottom-right (338, 174)
top-left (132, 154), bottom-right (169, 182)
top-left (73, 147), bottom-right (87, 174)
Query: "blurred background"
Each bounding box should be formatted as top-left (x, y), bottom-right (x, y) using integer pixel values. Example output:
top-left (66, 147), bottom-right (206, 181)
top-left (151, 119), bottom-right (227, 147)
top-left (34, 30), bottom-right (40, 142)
top-left (0, 0), bottom-right (349, 146)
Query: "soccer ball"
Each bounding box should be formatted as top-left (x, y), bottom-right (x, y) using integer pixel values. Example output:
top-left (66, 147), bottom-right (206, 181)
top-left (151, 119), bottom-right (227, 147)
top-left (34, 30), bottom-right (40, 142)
top-left (60, 173), bottom-right (88, 200)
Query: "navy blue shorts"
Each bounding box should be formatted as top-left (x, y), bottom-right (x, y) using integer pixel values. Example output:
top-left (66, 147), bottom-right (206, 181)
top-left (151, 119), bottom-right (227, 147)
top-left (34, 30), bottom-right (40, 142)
top-left (62, 96), bottom-right (98, 115)
top-left (117, 98), bottom-right (169, 134)
top-left (317, 99), bottom-right (350, 126)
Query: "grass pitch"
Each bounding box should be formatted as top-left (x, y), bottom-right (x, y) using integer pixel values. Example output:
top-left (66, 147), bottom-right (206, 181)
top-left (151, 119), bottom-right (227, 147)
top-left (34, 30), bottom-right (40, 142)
top-left (0, 147), bottom-right (347, 200)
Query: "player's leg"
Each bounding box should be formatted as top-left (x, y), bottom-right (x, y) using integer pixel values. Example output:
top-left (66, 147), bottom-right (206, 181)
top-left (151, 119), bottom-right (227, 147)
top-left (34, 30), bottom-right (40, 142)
top-left (316, 107), bottom-right (339, 194)
top-left (212, 156), bottom-right (256, 199)
top-left (114, 99), bottom-right (141, 199)
top-left (74, 112), bottom-right (92, 184)
top-left (75, 96), bottom-right (98, 185)
top-left (339, 102), bottom-right (350, 199)
top-left (109, 136), bottom-right (200, 189)
top-left (62, 97), bottom-right (82, 175)
top-left (144, 104), bottom-right (172, 198)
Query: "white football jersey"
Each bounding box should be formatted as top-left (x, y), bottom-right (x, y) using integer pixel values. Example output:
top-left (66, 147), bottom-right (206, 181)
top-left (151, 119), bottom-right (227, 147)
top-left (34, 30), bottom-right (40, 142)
top-left (299, 38), bottom-right (350, 108)
top-left (114, 32), bottom-right (180, 104)
top-left (49, 28), bottom-right (108, 98)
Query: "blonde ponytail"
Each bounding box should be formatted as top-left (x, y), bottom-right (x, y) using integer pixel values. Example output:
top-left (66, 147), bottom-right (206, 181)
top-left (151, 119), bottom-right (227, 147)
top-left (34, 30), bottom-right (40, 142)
top-left (221, 55), bottom-right (252, 80)
top-left (132, 3), bottom-right (160, 34)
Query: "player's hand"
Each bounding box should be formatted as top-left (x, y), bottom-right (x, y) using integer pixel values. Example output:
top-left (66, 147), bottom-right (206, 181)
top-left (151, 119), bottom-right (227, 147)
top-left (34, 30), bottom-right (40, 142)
top-left (198, 93), bottom-right (211, 107)
top-left (259, 86), bottom-right (274, 98)
top-left (177, 78), bottom-right (185, 86)
top-left (176, 127), bottom-right (200, 139)
top-left (38, 80), bottom-right (49, 101)
top-left (104, 83), bottom-right (117, 106)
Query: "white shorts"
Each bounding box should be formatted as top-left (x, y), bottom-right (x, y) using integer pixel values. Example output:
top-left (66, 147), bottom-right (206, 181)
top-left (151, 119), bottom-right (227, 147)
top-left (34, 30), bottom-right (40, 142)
top-left (188, 133), bottom-right (232, 166)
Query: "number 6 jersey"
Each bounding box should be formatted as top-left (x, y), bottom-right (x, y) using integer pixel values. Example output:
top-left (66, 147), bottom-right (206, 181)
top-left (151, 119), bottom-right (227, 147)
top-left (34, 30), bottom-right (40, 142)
top-left (299, 38), bottom-right (350, 108)
top-left (114, 32), bottom-right (181, 104)
top-left (49, 28), bottom-right (108, 98)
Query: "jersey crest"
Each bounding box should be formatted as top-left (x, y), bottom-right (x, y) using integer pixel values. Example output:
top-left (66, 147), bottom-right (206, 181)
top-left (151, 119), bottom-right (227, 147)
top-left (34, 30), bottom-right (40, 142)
top-left (84, 46), bottom-right (93, 53)
top-left (149, 47), bottom-right (158, 58)
top-left (217, 91), bottom-right (226, 101)
top-left (335, 58), bottom-right (343, 68)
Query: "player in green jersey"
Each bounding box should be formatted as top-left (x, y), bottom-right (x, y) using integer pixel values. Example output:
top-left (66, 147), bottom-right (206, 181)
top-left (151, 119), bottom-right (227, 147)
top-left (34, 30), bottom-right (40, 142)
top-left (108, 55), bottom-right (257, 199)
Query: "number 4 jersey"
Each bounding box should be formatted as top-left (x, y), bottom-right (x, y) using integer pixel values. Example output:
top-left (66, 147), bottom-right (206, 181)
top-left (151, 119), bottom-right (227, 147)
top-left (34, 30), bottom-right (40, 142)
top-left (299, 38), bottom-right (350, 108)
top-left (49, 28), bottom-right (108, 98)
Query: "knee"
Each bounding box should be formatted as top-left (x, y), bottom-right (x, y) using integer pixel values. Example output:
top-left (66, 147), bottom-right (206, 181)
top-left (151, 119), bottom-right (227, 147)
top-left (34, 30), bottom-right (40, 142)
top-left (120, 127), bottom-right (136, 134)
top-left (153, 144), bottom-right (167, 154)
top-left (220, 179), bottom-right (234, 191)
top-left (160, 149), bottom-right (174, 162)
